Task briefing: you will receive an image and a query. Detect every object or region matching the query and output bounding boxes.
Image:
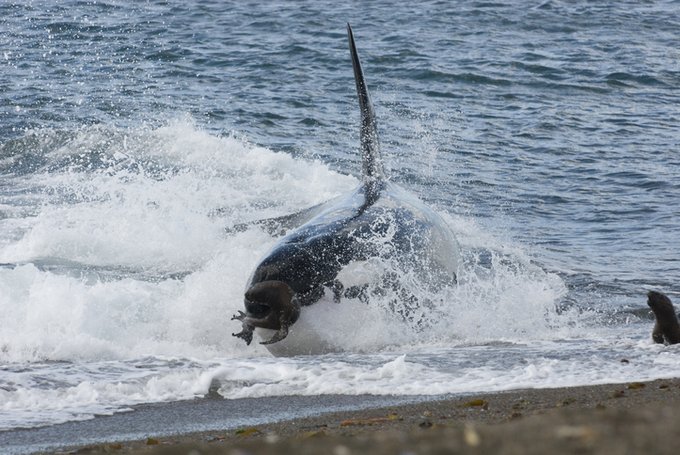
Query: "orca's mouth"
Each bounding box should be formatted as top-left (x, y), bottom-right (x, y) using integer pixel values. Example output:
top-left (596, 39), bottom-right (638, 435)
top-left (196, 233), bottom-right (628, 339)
top-left (232, 280), bottom-right (300, 345)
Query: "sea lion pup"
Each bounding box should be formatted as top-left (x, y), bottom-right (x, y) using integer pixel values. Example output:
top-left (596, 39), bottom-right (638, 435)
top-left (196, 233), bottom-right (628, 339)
top-left (231, 24), bottom-right (460, 355)
top-left (647, 291), bottom-right (680, 344)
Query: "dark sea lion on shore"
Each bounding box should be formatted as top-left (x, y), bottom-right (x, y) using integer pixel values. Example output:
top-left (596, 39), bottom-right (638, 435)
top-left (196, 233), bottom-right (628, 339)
top-left (231, 25), bottom-right (461, 356)
top-left (647, 291), bottom-right (680, 345)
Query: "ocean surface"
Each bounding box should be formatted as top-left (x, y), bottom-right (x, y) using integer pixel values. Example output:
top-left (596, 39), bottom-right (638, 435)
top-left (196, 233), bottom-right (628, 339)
top-left (1, 0), bottom-right (679, 449)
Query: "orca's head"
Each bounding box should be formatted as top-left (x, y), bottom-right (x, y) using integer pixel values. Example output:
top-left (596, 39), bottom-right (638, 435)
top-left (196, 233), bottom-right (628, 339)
top-left (233, 280), bottom-right (301, 345)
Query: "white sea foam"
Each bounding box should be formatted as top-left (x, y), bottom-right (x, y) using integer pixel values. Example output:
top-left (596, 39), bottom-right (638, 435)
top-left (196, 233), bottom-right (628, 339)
top-left (0, 119), bottom-right (662, 431)
top-left (3, 332), bottom-right (679, 430)
top-left (0, 360), bottom-right (207, 430)
top-left (0, 120), bottom-right (354, 270)
top-left (0, 119), bottom-right (572, 363)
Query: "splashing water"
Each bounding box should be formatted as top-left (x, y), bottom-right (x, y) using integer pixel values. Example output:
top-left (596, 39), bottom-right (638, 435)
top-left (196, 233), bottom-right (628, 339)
top-left (1, 119), bottom-right (670, 432)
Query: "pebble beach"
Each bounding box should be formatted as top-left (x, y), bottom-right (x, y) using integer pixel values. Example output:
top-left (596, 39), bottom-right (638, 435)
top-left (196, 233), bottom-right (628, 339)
top-left (52, 377), bottom-right (680, 455)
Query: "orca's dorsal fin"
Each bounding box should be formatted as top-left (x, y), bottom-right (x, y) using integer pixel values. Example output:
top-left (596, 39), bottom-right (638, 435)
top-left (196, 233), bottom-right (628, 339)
top-left (347, 24), bottom-right (384, 184)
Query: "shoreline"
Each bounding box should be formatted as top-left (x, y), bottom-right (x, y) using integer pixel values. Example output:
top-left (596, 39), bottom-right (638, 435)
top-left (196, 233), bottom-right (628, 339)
top-left (46, 377), bottom-right (680, 454)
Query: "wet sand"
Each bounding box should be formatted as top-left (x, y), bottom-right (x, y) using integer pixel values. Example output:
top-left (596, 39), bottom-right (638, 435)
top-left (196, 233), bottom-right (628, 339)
top-left (53, 377), bottom-right (680, 455)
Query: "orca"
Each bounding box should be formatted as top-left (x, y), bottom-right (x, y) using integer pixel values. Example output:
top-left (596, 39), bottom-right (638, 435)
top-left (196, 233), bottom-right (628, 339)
top-left (232, 24), bottom-right (460, 356)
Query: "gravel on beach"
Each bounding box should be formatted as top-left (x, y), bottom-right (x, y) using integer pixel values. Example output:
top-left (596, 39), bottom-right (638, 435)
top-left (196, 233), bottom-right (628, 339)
top-left (57, 377), bottom-right (680, 455)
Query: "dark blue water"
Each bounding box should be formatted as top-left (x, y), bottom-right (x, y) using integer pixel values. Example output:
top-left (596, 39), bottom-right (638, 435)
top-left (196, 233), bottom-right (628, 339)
top-left (1, 0), bottom-right (679, 442)
top-left (4, 1), bottom-right (678, 304)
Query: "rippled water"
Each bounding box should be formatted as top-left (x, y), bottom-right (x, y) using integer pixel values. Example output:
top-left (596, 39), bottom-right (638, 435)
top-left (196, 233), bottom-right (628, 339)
top-left (1, 0), bottom-right (679, 435)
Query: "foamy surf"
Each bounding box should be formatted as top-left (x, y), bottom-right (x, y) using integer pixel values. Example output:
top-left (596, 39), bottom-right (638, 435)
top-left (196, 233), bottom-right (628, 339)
top-left (0, 119), bottom-right (661, 432)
